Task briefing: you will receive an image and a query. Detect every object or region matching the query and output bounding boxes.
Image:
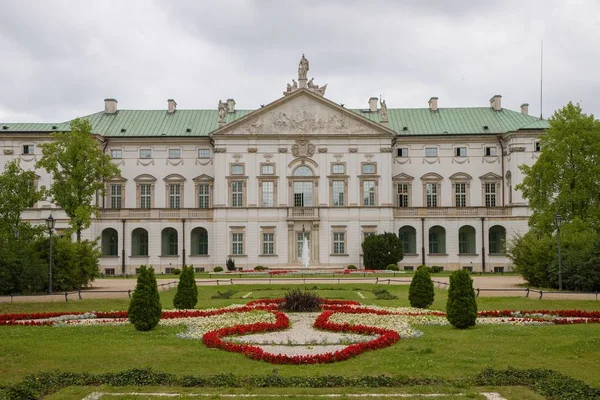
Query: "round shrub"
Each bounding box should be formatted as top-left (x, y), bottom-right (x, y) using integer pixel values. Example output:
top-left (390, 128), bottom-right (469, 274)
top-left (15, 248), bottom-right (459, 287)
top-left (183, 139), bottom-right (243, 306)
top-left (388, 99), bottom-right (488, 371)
top-left (347, 265), bottom-right (357, 270)
top-left (417, 265), bottom-right (431, 272)
top-left (408, 267), bottom-right (435, 308)
top-left (213, 266), bottom-right (223, 272)
top-left (254, 265), bottom-right (265, 271)
top-left (173, 265), bottom-right (198, 309)
top-left (128, 265), bottom-right (162, 331)
top-left (386, 264), bottom-right (399, 271)
top-left (431, 265), bottom-right (444, 273)
top-left (446, 269), bottom-right (478, 329)
top-left (172, 268), bottom-right (181, 275)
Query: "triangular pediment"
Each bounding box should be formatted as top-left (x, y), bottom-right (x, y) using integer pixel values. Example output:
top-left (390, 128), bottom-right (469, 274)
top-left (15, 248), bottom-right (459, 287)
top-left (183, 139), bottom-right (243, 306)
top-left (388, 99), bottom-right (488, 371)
top-left (193, 174), bottom-right (214, 182)
top-left (212, 89), bottom-right (395, 137)
top-left (392, 173), bottom-right (414, 181)
top-left (479, 172), bottom-right (502, 181)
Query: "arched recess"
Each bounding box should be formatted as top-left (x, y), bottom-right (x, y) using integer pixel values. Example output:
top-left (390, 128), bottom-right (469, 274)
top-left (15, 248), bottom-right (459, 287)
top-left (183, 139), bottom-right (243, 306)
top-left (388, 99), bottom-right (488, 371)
top-left (131, 228), bottom-right (149, 256)
top-left (101, 228), bottom-right (118, 256)
top-left (458, 225), bottom-right (477, 255)
top-left (191, 227), bottom-right (209, 256)
top-left (293, 165), bottom-right (314, 176)
top-left (428, 225), bottom-right (446, 254)
top-left (398, 226), bottom-right (417, 254)
top-left (489, 225), bottom-right (507, 254)
top-left (161, 227), bottom-right (178, 256)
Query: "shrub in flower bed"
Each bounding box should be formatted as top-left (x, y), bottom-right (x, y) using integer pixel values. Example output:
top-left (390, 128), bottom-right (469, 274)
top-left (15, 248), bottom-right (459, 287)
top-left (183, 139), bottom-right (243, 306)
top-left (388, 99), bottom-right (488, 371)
top-left (371, 288), bottom-right (398, 300)
top-left (409, 267), bottom-right (434, 308)
top-left (213, 266), bottom-right (223, 272)
top-left (446, 269), bottom-right (477, 329)
top-left (279, 288), bottom-right (322, 312)
top-left (173, 265), bottom-right (198, 310)
top-left (128, 265), bottom-right (162, 331)
top-left (386, 264), bottom-right (400, 271)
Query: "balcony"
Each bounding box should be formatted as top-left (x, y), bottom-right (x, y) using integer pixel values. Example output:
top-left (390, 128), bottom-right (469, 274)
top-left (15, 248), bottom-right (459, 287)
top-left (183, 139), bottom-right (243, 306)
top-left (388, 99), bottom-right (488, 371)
top-left (287, 207), bottom-right (320, 220)
top-left (393, 207), bottom-right (511, 218)
top-left (98, 208), bottom-right (213, 220)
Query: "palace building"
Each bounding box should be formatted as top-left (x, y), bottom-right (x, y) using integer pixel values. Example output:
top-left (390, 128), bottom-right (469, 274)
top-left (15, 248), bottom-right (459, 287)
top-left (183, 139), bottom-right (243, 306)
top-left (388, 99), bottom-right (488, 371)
top-left (0, 56), bottom-right (548, 274)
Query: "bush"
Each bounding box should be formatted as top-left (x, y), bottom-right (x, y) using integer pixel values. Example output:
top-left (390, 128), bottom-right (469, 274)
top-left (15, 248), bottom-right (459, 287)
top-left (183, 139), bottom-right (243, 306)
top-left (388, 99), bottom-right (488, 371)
top-left (430, 265), bottom-right (444, 273)
top-left (386, 264), bottom-right (399, 271)
top-left (172, 268), bottom-right (181, 275)
top-left (362, 232), bottom-right (404, 270)
top-left (128, 265), bottom-right (162, 331)
top-left (408, 267), bottom-right (435, 308)
top-left (372, 288), bottom-right (398, 300)
top-left (446, 269), bottom-right (477, 329)
top-left (347, 265), bottom-right (357, 270)
top-left (211, 289), bottom-right (235, 299)
top-left (226, 257), bottom-right (235, 271)
top-left (254, 266), bottom-right (265, 271)
top-left (173, 265), bottom-right (198, 309)
top-left (417, 265), bottom-right (431, 272)
top-left (213, 266), bottom-right (223, 272)
top-left (279, 289), bottom-right (322, 312)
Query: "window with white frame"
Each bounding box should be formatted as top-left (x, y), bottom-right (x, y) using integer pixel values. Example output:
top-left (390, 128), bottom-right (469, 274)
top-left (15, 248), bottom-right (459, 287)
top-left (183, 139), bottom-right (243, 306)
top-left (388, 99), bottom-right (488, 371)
top-left (169, 184), bottom-right (181, 208)
top-left (168, 149), bottom-right (181, 159)
top-left (22, 144), bottom-right (35, 155)
top-left (231, 181), bottom-right (244, 207)
top-left (232, 232), bottom-right (244, 255)
top-left (140, 184), bottom-right (152, 209)
top-left (110, 184), bottom-right (122, 209)
top-left (332, 181), bottom-right (345, 206)
top-left (361, 163), bottom-right (376, 174)
top-left (262, 233), bottom-right (274, 255)
top-left (397, 148), bottom-right (408, 157)
top-left (332, 163), bottom-right (345, 174)
top-left (262, 181), bottom-right (274, 207)
top-left (485, 146), bottom-right (497, 156)
top-left (426, 183), bottom-right (438, 207)
top-left (455, 147), bottom-right (467, 157)
top-left (363, 180), bottom-right (376, 206)
top-left (198, 149), bottom-right (211, 158)
top-left (455, 183), bottom-right (467, 207)
top-left (425, 147), bottom-right (438, 157)
top-left (110, 149), bottom-right (122, 159)
top-left (139, 149), bottom-right (152, 159)
top-left (198, 184), bottom-right (210, 208)
top-left (485, 182), bottom-right (497, 207)
top-left (397, 183), bottom-right (409, 207)
top-left (231, 164), bottom-right (244, 175)
top-left (333, 232), bottom-right (345, 254)
top-left (261, 165), bottom-right (274, 175)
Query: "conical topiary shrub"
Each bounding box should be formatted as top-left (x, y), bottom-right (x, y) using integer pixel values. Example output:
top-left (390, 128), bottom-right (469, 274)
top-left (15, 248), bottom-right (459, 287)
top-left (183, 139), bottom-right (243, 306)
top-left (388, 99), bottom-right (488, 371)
top-left (128, 265), bottom-right (162, 331)
top-left (409, 267), bottom-right (435, 308)
top-left (446, 269), bottom-right (477, 329)
top-left (173, 265), bottom-right (198, 309)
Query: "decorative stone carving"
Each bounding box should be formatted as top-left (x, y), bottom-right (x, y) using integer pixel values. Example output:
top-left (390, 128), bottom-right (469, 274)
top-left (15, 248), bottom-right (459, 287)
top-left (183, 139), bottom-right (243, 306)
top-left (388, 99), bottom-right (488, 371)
top-left (283, 56), bottom-right (327, 96)
top-left (318, 148), bottom-right (328, 153)
top-left (298, 54), bottom-right (309, 80)
top-left (349, 148), bottom-right (358, 153)
top-left (278, 148), bottom-right (288, 153)
top-left (291, 139), bottom-right (316, 158)
top-left (509, 146), bottom-right (526, 153)
top-left (233, 153), bottom-right (242, 162)
top-left (3, 149), bottom-right (13, 155)
top-left (380, 147), bottom-right (393, 153)
top-left (379, 99), bottom-right (388, 122)
top-left (214, 148), bottom-right (227, 153)
top-left (247, 148), bottom-right (258, 153)
top-left (218, 100), bottom-right (226, 127)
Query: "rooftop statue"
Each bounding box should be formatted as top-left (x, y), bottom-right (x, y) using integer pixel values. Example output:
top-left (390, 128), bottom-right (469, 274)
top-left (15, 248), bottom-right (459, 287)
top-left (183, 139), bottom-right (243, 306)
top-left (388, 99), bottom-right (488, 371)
top-left (298, 54), bottom-right (309, 80)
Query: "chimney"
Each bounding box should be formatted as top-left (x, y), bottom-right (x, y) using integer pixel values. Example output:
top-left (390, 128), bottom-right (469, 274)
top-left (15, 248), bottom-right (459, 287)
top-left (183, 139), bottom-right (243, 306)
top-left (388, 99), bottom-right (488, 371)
top-left (520, 103), bottom-right (529, 115)
top-left (428, 97), bottom-right (438, 111)
top-left (490, 95), bottom-right (502, 111)
top-left (167, 99), bottom-right (177, 114)
top-left (368, 97), bottom-right (378, 112)
top-left (104, 98), bottom-right (118, 114)
top-left (226, 98), bottom-right (236, 113)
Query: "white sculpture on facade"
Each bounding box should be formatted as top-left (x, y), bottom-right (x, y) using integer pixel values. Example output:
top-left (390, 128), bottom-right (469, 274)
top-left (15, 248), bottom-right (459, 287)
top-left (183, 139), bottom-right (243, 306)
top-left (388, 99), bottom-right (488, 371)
top-left (298, 54), bottom-right (309, 80)
top-left (218, 100), bottom-right (227, 126)
top-left (380, 99), bottom-right (388, 122)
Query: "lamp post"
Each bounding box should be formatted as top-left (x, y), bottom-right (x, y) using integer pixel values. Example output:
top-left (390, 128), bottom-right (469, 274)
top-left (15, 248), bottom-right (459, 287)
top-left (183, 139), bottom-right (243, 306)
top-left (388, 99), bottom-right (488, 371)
top-left (554, 213), bottom-right (563, 291)
top-left (46, 214), bottom-right (55, 294)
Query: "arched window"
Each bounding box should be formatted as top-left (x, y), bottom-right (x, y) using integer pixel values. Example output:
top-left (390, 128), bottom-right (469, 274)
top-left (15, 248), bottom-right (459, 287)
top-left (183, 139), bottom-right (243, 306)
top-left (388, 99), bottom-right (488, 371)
top-left (161, 228), bottom-right (178, 256)
top-left (101, 228), bottom-right (118, 256)
top-left (131, 228), bottom-right (149, 256)
top-left (398, 226), bottom-right (417, 254)
top-left (489, 225), bottom-right (507, 254)
top-left (294, 166), bottom-right (313, 176)
top-left (458, 225), bottom-right (476, 255)
top-left (191, 227), bottom-right (208, 256)
top-left (428, 226), bottom-right (446, 254)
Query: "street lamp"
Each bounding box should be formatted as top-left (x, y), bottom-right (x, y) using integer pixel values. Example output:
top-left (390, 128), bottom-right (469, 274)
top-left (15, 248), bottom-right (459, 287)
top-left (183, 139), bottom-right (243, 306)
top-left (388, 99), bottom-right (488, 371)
top-left (46, 214), bottom-right (55, 294)
top-left (554, 213), bottom-right (564, 291)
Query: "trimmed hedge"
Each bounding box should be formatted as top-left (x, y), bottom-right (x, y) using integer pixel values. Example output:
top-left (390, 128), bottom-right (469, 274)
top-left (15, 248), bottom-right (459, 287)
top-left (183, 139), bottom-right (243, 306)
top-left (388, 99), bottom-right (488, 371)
top-left (347, 265), bottom-right (357, 270)
top-left (408, 267), bottom-right (434, 308)
top-left (386, 264), bottom-right (399, 271)
top-left (213, 266), bottom-right (223, 272)
top-left (446, 269), bottom-right (477, 329)
top-left (128, 265), bottom-right (162, 331)
top-left (173, 265), bottom-right (198, 310)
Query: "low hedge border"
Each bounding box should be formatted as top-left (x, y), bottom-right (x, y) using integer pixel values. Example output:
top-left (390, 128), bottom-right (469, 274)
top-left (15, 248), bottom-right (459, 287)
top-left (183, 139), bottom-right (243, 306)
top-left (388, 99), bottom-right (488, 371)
top-left (0, 367), bottom-right (598, 400)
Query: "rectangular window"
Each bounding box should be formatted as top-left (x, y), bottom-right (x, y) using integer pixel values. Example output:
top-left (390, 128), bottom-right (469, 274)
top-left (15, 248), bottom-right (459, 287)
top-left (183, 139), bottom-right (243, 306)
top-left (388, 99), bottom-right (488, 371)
top-left (231, 165), bottom-right (244, 175)
top-left (485, 147), bottom-right (497, 156)
top-left (425, 147), bottom-right (438, 157)
top-left (397, 184), bottom-right (409, 207)
top-left (361, 164), bottom-right (376, 174)
top-left (139, 149), bottom-right (152, 159)
top-left (397, 148), bottom-right (408, 157)
top-left (198, 184), bottom-right (210, 208)
top-left (140, 184), bottom-right (152, 209)
top-left (232, 233), bottom-right (244, 255)
top-left (198, 149), bottom-right (211, 158)
top-left (332, 181), bottom-right (345, 206)
top-left (110, 184), bottom-right (122, 209)
top-left (332, 164), bottom-right (345, 174)
top-left (333, 232), bottom-right (345, 254)
top-left (455, 147), bottom-right (467, 157)
top-left (104, 268), bottom-right (115, 276)
top-left (262, 181), bottom-right (274, 207)
top-left (231, 181), bottom-right (244, 207)
top-left (363, 231), bottom-right (376, 242)
top-left (485, 183), bottom-right (496, 207)
top-left (169, 184), bottom-right (181, 208)
top-left (168, 149), bottom-right (181, 159)
top-left (363, 181), bottom-right (375, 206)
top-left (455, 183), bottom-right (466, 207)
top-left (22, 144), bottom-right (35, 155)
top-left (261, 165), bottom-right (274, 175)
top-left (426, 183), bottom-right (438, 207)
top-left (262, 233), bottom-right (274, 255)
top-left (494, 266), bottom-right (505, 273)
top-left (534, 141), bottom-right (541, 152)
top-left (110, 149), bottom-right (122, 159)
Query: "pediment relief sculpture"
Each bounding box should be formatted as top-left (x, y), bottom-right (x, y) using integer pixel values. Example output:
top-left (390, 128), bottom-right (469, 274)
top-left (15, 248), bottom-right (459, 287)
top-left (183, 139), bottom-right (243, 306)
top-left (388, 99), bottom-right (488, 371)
top-left (291, 139), bottom-right (316, 158)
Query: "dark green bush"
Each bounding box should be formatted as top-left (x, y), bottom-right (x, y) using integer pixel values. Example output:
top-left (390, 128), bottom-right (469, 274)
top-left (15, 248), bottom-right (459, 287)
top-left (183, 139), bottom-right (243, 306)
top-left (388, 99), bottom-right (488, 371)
top-left (254, 265), bottom-right (265, 271)
top-left (173, 265), bottom-right (198, 309)
top-left (417, 265), bottom-right (431, 272)
top-left (362, 232), bottom-right (404, 270)
top-left (386, 264), bottom-right (399, 271)
top-left (446, 269), bottom-right (477, 329)
top-left (279, 288), bottom-right (322, 312)
top-left (372, 288), bottom-right (398, 300)
top-left (172, 268), bottom-right (181, 275)
top-left (128, 265), bottom-right (162, 331)
top-left (213, 266), bottom-right (223, 272)
top-left (408, 267), bottom-right (435, 308)
top-left (347, 264), bottom-right (357, 270)
top-left (430, 265), bottom-right (444, 273)
top-left (210, 289), bottom-right (235, 299)
top-left (226, 257), bottom-right (235, 271)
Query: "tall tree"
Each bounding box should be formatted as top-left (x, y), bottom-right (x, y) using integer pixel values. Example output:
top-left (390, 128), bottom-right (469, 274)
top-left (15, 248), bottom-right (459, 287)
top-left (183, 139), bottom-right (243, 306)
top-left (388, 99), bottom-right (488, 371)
top-left (36, 118), bottom-right (120, 242)
top-left (0, 159), bottom-right (44, 234)
top-left (516, 102), bottom-right (600, 234)
top-left (362, 232), bottom-right (404, 270)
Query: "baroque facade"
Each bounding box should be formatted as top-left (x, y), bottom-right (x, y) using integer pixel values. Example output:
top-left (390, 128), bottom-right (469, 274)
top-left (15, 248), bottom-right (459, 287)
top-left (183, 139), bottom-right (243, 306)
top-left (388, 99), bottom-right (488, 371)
top-left (0, 57), bottom-right (547, 274)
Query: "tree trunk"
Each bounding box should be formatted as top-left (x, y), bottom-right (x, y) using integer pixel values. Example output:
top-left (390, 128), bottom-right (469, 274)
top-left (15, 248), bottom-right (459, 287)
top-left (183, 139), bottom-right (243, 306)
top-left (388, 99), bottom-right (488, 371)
top-left (77, 229), bottom-right (81, 243)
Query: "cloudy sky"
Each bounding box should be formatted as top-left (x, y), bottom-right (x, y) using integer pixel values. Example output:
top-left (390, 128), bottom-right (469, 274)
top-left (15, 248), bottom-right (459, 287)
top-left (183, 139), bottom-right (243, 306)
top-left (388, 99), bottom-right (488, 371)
top-left (1, 0), bottom-right (599, 123)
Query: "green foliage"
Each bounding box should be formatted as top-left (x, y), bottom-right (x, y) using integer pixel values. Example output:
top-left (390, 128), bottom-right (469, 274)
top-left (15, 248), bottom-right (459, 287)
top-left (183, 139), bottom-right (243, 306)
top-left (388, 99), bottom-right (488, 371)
top-left (386, 264), bottom-right (399, 271)
top-left (128, 265), bottom-right (162, 331)
top-left (430, 266), bottom-right (444, 273)
top-left (279, 288), bottom-right (322, 312)
top-left (172, 268), bottom-right (181, 275)
top-left (509, 232), bottom-right (554, 287)
top-left (210, 289), bottom-right (235, 299)
top-left (371, 288), bottom-right (398, 300)
top-left (417, 265), bottom-right (431, 272)
top-left (346, 264), bottom-right (357, 270)
top-left (446, 270), bottom-right (477, 329)
top-left (173, 266), bottom-right (198, 309)
top-left (362, 232), bottom-right (404, 270)
top-left (213, 266), bottom-right (223, 272)
top-left (36, 118), bottom-right (121, 241)
top-left (409, 267), bottom-right (435, 308)
top-left (254, 265), bottom-right (265, 271)
top-left (226, 257), bottom-right (235, 271)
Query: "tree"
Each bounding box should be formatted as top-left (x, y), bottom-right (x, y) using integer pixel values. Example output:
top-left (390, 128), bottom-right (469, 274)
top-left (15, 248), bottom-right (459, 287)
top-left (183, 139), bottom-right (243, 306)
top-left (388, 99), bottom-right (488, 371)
top-left (362, 232), bottom-right (404, 270)
top-left (446, 270), bottom-right (477, 329)
top-left (173, 265), bottom-right (198, 309)
top-left (128, 265), bottom-right (162, 331)
top-left (36, 118), bottom-right (120, 242)
top-left (409, 267), bottom-right (435, 308)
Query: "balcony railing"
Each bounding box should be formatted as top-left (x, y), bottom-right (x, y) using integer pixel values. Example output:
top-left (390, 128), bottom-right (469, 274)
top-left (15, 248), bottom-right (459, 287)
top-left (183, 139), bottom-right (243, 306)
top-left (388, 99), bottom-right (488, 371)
top-left (98, 208), bottom-right (213, 219)
top-left (287, 207), bottom-right (320, 220)
top-left (393, 207), bottom-right (511, 217)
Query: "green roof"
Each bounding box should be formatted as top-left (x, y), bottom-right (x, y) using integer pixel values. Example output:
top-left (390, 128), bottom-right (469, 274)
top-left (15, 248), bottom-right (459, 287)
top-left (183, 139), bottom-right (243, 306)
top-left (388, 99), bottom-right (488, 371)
top-left (1, 106), bottom-right (547, 137)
